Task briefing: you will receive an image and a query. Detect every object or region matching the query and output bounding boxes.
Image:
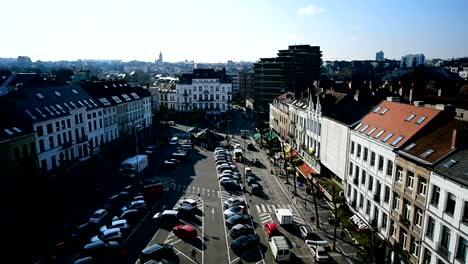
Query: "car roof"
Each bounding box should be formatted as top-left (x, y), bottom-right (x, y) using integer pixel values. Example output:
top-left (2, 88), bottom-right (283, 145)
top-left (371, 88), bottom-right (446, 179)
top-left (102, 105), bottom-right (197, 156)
top-left (232, 224), bottom-right (247, 230)
top-left (265, 222), bottom-right (278, 229)
top-left (180, 225), bottom-right (196, 231)
top-left (141, 243), bottom-right (165, 254)
top-left (301, 225), bottom-right (313, 232)
top-left (183, 198), bottom-right (196, 203)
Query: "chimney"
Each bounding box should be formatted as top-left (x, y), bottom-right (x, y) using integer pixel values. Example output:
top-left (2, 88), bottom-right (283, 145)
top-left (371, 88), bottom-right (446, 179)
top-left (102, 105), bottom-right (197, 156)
top-left (451, 129), bottom-right (458, 149)
top-left (387, 97), bottom-right (400, 102)
top-left (437, 88), bottom-right (442, 97)
top-left (413, 101), bottom-right (425, 106)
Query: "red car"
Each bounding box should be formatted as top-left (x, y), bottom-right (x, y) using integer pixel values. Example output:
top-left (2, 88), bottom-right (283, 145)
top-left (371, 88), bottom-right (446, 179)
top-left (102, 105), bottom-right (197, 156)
top-left (173, 224), bottom-right (197, 241)
top-left (264, 222), bottom-right (281, 239)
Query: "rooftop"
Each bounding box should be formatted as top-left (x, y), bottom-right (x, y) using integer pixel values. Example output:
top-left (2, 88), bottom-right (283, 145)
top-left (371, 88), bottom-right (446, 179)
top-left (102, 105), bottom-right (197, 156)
top-left (354, 100), bottom-right (441, 148)
top-left (434, 148), bottom-right (468, 187)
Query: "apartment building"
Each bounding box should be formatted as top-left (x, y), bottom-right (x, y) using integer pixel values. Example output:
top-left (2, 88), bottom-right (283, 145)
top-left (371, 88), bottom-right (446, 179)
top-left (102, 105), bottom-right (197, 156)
top-left (346, 98), bottom-right (442, 242)
top-left (391, 119), bottom-right (466, 264)
top-left (421, 149), bottom-right (468, 264)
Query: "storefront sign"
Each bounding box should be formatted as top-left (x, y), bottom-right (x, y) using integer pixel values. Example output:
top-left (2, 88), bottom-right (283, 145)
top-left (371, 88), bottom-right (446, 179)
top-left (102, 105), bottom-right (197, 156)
top-left (349, 214), bottom-right (369, 231)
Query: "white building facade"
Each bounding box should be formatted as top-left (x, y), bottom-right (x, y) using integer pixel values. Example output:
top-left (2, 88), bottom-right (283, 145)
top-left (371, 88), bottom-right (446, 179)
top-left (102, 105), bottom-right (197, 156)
top-left (320, 116), bottom-right (350, 182)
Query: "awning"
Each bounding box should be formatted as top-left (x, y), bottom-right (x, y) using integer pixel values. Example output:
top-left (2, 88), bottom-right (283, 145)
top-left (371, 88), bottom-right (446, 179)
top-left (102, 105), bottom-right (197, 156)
top-left (296, 162), bottom-right (318, 179)
top-left (284, 145), bottom-right (292, 153)
top-left (253, 133), bottom-right (262, 140)
top-left (263, 131), bottom-right (279, 140)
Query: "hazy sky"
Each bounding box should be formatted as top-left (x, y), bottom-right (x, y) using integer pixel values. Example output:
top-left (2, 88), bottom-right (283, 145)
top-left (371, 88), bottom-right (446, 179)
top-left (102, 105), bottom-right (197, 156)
top-left (2, 0), bottom-right (467, 63)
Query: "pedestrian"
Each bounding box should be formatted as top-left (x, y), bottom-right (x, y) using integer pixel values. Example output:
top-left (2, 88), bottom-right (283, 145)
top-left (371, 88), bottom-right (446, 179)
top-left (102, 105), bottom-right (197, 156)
top-left (191, 249), bottom-right (197, 260)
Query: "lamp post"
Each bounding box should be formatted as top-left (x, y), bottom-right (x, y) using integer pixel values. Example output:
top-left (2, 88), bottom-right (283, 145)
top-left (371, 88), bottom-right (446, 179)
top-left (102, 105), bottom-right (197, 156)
top-left (134, 124), bottom-right (142, 180)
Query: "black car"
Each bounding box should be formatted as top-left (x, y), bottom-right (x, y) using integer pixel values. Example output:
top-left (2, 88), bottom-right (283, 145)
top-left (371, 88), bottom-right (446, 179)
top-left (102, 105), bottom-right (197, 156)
top-left (223, 180), bottom-right (241, 192)
top-left (177, 204), bottom-right (197, 219)
top-left (246, 176), bottom-right (257, 186)
top-left (230, 234), bottom-right (260, 254)
top-left (162, 159), bottom-right (181, 170)
top-left (229, 224), bottom-right (254, 239)
top-left (139, 243), bottom-right (174, 263)
top-left (70, 222), bottom-right (99, 246)
top-left (115, 209), bottom-right (145, 225)
top-left (250, 183), bottom-right (263, 195)
top-left (226, 213), bottom-right (251, 229)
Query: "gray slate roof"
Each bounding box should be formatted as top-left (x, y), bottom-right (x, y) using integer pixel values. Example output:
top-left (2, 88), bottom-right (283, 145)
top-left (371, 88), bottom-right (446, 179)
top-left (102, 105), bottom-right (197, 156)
top-left (434, 148), bottom-right (468, 187)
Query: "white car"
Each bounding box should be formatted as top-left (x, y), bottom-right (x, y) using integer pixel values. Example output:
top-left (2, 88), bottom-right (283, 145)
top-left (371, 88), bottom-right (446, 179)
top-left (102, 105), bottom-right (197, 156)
top-left (307, 243), bottom-right (330, 262)
top-left (223, 197), bottom-right (245, 209)
top-left (99, 219), bottom-right (130, 233)
top-left (218, 174), bottom-right (241, 182)
top-left (180, 198), bottom-right (197, 208)
top-left (89, 209), bottom-right (109, 224)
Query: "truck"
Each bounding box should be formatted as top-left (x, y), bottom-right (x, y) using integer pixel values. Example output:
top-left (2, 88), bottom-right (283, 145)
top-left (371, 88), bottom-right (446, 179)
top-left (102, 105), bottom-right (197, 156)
top-left (119, 155), bottom-right (148, 178)
top-left (275, 208), bottom-right (293, 225)
top-left (269, 236), bottom-right (291, 262)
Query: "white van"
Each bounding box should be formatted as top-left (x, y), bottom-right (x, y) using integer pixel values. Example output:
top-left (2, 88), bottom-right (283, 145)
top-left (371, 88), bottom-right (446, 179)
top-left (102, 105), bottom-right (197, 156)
top-left (169, 137), bottom-right (178, 145)
top-left (244, 167), bottom-right (253, 176)
top-left (269, 236), bottom-right (291, 262)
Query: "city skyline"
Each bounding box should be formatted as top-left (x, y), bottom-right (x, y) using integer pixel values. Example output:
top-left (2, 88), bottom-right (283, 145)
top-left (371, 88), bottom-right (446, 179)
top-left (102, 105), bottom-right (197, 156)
top-left (3, 0), bottom-right (468, 63)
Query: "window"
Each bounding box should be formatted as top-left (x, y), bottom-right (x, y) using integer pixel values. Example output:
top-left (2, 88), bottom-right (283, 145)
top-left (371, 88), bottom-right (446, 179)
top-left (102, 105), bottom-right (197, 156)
top-left (47, 123), bottom-right (53, 134)
top-left (445, 193), bottom-right (456, 215)
top-left (410, 237), bottom-right (420, 257)
top-left (349, 162), bottom-right (353, 176)
top-left (381, 213), bottom-right (387, 229)
top-left (397, 166), bottom-right (403, 182)
top-left (355, 165), bottom-right (359, 178)
top-left (404, 143), bottom-right (416, 151)
top-left (400, 230), bottom-right (408, 249)
top-left (350, 141), bottom-right (355, 154)
top-left (391, 136), bottom-right (404, 146)
top-left (414, 207), bottom-right (423, 227)
top-left (418, 178), bottom-right (427, 196)
top-left (361, 171), bottom-right (366, 185)
top-left (384, 186), bottom-right (390, 203)
top-left (422, 248), bottom-right (431, 264)
top-left (38, 139), bottom-right (45, 152)
top-left (373, 106), bottom-right (381, 113)
top-left (440, 226), bottom-right (451, 249)
top-left (357, 144), bottom-right (361, 158)
top-left (431, 185), bottom-right (440, 206)
top-left (366, 200), bottom-right (370, 215)
top-left (36, 126), bottom-right (43, 137)
top-left (419, 149), bottom-right (434, 159)
top-left (359, 194), bottom-right (364, 208)
top-left (406, 114), bottom-right (416, 121)
top-left (456, 236), bottom-right (468, 263)
top-left (407, 171), bottom-right (414, 189)
top-left (403, 200), bottom-right (411, 219)
top-left (463, 201), bottom-right (468, 223)
top-left (368, 175), bottom-right (373, 191)
top-left (380, 108), bottom-right (389, 115)
top-left (360, 125), bottom-right (369, 133)
top-left (382, 133), bottom-right (394, 142)
top-left (390, 220), bottom-right (396, 238)
top-left (57, 134), bottom-right (62, 145)
top-left (355, 123), bottom-right (363, 130)
top-left (370, 152), bottom-right (376, 166)
top-left (393, 193), bottom-right (400, 211)
top-left (54, 91), bottom-right (61, 97)
top-left (386, 160), bottom-right (393, 176)
top-left (378, 155), bottom-right (384, 171)
top-left (367, 127), bottom-right (377, 135)
top-left (363, 147), bottom-right (368, 161)
top-left (426, 216), bottom-right (435, 239)
top-left (374, 130), bottom-right (385, 139)
top-left (416, 116), bottom-right (427, 124)
top-left (49, 136), bottom-right (54, 149)
top-left (442, 159), bottom-right (457, 168)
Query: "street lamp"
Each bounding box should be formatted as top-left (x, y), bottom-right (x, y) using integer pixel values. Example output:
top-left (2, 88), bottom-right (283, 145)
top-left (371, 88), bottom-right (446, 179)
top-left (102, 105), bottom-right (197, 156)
top-left (134, 124), bottom-right (142, 179)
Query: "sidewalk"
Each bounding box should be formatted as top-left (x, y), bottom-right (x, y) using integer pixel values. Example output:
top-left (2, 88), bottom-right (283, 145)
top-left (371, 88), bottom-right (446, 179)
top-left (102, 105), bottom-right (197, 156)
top-left (258, 147), bottom-right (366, 264)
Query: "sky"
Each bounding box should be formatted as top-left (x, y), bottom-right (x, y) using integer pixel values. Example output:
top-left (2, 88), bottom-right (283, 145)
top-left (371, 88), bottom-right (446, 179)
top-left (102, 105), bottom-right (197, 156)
top-left (2, 0), bottom-right (467, 63)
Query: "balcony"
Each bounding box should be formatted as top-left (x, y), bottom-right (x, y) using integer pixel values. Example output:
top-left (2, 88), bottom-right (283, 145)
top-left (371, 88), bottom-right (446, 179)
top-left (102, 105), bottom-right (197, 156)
top-left (374, 194), bottom-right (381, 203)
top-left (436, 243), bottom-right (451, 261)
top-left (399, 215), bottom-right (411, 227)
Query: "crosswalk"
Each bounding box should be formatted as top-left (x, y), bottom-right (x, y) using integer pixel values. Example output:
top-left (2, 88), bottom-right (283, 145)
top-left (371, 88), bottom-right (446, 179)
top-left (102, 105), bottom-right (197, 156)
top-left (254, 204), bottom-right (305, 225)
top-left (173, 194), bottom-right (204, 211)
top-left (156, 177), bottom-right (176, 191)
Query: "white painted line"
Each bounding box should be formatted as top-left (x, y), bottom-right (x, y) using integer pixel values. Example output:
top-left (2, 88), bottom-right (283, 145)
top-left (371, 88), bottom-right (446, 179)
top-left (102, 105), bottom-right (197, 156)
top-left (173, 247), bottom-right (198, 264)
top-left (202, 188), bottom-right (205, 196)
top-left (255, 204), bottom-right (261, 213)
top-left (197, 187), bottom-right (200, 194)
top-left (261, 204), bottom-right (267, 213)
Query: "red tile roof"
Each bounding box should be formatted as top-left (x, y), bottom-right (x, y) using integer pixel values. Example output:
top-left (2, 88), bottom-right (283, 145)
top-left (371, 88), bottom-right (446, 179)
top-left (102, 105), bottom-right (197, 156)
top-left (401, 119), bottom-right (468, 163)
top-left (355, 100), bottom-right (441, 148)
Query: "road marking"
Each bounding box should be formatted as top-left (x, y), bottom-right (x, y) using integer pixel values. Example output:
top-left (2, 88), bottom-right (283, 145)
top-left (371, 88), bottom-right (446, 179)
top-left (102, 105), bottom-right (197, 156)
top-left (255, 204), bottom-right (261, 213)
top-left (197, 187), bottom-right (200, 194)
top-left (173, 247), bottom-right (198, 264)
top-left (202, 188), bottom-right (205, 196)
top-left (261, 204), bottom-right (267, 213)
top-left (211, 208), bottom-right (215, 221)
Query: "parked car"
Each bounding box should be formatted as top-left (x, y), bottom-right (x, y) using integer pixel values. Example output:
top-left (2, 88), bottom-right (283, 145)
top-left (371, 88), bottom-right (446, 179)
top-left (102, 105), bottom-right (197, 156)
top-left (89, 209), bottom-right (109, 225)
top-left (145, 144), bottom-right (159, 155)
top-left (246, 176), bottom-right (256, 186)
top-left (100, 219), bottom-right (130, 234)
top-left (299, 224), bottom-right (315, 241)
top-left (70, 222), bottom-right (98, 246)
top-left (114, 209), bottom-right (145, 225)
top-left (218, 174), bottom-right (241, 182)
top-left (121, 200), bottom-right (146, 212)
top-left (180, 198), bottom-right (197, 208)
top-left (139, 244), bottom-right (174, 263)
top-left (264, 222), bottom-right (281, 239)
top-left (226, 213), bottom-right (252, 229)
top-left (153, 210), bottom-right (180, 227)
top-left (81, 240), bottom-right (127, 264)
top-left (224, 197), bottom-right (245, 209)
top-left (162, 159), bottom-right (181, 170)
top-left (188, 127), bottom-right (199, 133)
top-left (230, 234), bottom-right (260, 254)
top-left (105, 194), bottom-right (130, 214)
top-left (250, 183), bottom-right (263, 195)
top-left (176, 204), bottom-right (197, 219)
top-left (172, 224), bottom-right (197, 241)
top-left (308, 245), bottom-right (330, 262)
top-left (223, 205), bottom-right (247, 219)
top-left (222, 180), bottom-right (241, 191)
top-left (90, 228), bottom-right (123, 243)
top-left (247, 143), bottom-right (256, 151)
top-left (229, 224), bottom-right (253, 239)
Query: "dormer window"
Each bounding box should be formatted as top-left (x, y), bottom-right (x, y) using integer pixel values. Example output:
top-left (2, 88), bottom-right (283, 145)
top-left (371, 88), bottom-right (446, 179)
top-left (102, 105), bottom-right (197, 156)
top-left (72, 89), bottom-right (78, 94)
top-left (36, 93), bottom-right (44, 99)
top-left (416, 116), bottom-right (427, 124)
top-left (380, 108), bottom-right (389, 115)
top-left (420, 149), bottom-right (434, 158)
top-left (373, 106), bottom-right (381, 113)
top-left (406, 114), bottom-right (416, 121)
top-left (391, 136), bottom-right (404, 146)
top-left (374, 130), bottom-right (385, 138)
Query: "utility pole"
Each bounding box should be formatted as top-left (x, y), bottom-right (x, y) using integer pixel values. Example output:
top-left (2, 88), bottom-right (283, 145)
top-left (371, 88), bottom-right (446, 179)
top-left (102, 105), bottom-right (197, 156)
top-left (312, 183), bottom-right (320, 228)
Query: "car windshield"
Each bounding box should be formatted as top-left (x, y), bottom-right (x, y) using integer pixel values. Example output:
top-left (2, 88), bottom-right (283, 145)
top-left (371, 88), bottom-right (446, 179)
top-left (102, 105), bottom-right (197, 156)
top-left (317, 250), bottom-right (328, 257)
